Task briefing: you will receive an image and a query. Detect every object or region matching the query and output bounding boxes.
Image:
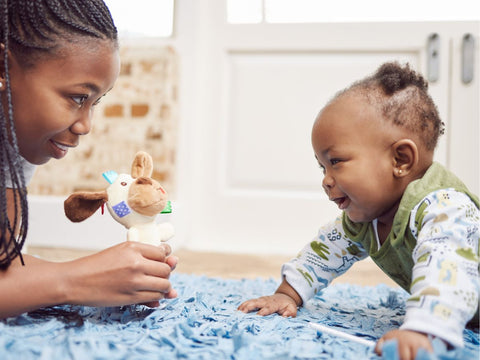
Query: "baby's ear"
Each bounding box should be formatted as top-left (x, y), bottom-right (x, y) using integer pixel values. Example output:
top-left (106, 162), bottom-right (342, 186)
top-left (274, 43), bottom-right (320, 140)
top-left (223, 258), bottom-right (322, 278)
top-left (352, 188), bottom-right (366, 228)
top-left (392, 139), bottom-right (418, 177)
top-left (64, 191), bottom-right (108, 222)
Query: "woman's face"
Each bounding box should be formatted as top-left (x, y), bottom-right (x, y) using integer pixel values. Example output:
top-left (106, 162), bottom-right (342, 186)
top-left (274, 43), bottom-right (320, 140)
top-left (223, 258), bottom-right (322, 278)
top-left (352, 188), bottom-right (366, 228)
top-left (4, 39), bottom-right (120, 165)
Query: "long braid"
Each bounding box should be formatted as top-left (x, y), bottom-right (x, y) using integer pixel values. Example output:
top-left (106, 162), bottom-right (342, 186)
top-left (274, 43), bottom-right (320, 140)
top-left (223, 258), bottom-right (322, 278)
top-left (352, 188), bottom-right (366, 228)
top-left (6, 0), bottom-right (117, 65)
top-left (0, 0), bottom-right (117, 269)
top-left (0, 0), bottom-right (28, 269)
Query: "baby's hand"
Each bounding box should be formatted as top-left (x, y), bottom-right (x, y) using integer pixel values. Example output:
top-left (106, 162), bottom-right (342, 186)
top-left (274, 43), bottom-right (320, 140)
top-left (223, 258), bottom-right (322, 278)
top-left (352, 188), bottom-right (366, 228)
top-left (375, 329), bottom-right (434, 360)
top-left (238, 293), bottom-right (298, 317)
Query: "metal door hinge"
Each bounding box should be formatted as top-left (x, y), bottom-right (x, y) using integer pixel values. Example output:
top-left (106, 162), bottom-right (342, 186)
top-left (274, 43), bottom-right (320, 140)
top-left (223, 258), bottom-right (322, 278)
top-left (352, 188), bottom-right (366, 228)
top-left (462, 34), bottom-right (475, 84)
top-left (427, 33), bottom-right (440, 83)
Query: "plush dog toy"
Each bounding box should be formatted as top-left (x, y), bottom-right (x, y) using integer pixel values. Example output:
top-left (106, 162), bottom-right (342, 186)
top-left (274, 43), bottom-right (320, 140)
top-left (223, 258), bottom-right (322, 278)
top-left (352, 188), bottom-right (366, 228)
top-left (64, 151), bottom-right (174, 245)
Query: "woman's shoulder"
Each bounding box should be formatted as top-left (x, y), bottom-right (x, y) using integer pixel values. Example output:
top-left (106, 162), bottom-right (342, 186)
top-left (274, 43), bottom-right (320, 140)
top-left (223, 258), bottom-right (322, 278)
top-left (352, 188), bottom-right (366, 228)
top-left (3, 154), bottom-right (37, 188)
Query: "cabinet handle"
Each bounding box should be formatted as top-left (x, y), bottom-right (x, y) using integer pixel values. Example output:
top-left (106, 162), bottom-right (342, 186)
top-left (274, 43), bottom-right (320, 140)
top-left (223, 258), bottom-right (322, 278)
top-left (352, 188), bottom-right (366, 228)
top-left (462, 34), bottom-right (475, 84)
top-left (427, 33), bottom-right (440, 83)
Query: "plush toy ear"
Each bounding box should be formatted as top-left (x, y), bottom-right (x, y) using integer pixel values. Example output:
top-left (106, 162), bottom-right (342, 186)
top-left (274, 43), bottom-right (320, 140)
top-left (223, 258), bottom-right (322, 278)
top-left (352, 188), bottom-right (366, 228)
top-left (64, 191), bottom-right (108, 222)
top-left (131, 151), bottom-right (153, 178)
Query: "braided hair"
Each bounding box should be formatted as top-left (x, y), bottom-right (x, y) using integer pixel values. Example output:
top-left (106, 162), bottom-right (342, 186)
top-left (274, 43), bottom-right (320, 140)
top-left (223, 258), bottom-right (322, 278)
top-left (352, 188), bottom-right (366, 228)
top-left (336, 62), bottom-right (445, 151)
top-left (0, 0), bottom-right (117, 269)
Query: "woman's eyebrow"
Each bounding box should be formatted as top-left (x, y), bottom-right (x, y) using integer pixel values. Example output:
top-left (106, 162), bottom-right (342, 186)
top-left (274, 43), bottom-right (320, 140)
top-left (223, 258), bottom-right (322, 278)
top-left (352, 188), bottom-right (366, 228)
top-left (72, 82), bottom-right (100, 93)
top-left (74, 83), bottom-right (114, 95)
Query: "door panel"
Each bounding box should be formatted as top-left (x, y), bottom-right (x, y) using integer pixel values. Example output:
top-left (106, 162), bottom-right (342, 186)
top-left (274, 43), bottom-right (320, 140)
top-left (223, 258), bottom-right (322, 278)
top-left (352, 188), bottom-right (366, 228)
top-left (178, 2), bottom-right (479, 255)
top-left (449, 32), bottom-right (480, 193)
top-left (225, 52), bottom-right (418, 193)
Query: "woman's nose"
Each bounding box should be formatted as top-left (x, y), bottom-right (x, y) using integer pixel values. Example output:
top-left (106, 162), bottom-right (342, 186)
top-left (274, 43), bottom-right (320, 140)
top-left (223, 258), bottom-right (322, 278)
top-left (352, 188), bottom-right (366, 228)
top-left (70, 109), bottom-right (93, 136)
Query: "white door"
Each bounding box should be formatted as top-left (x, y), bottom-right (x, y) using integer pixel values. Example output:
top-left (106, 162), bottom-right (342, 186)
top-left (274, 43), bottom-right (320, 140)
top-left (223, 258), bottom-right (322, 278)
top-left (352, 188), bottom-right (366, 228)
top-left (176, 1), bottom-right (479, 255)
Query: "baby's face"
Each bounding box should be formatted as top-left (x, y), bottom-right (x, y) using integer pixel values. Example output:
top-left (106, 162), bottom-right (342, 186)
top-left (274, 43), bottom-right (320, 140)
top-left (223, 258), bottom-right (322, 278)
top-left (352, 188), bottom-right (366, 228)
top-left (311, 94), bottom-right (406, 224)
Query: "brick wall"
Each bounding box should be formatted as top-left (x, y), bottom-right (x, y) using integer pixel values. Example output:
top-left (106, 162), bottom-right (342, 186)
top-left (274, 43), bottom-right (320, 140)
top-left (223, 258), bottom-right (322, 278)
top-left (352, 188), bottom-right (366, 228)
top-left (28, 45), bottom-right (179, 198)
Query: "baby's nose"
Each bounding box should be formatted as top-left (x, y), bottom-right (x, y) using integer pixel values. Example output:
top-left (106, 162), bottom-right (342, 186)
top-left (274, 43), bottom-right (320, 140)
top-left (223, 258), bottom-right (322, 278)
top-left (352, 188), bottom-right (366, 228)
top-left (322, 174), bottom-right (335, 190)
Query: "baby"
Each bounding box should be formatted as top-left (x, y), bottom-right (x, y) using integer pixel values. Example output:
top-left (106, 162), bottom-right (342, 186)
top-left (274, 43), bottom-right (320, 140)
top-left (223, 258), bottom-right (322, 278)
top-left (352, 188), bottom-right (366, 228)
top-left (238, 62), bottom-right (479, 360)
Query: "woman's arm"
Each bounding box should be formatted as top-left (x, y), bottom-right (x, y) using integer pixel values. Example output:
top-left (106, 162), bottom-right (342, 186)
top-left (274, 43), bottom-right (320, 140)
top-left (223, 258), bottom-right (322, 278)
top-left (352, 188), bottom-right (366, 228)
top-left (0, 241), bottom-right (177, 319)
top-left (2, 184), bottom-right (177, 319)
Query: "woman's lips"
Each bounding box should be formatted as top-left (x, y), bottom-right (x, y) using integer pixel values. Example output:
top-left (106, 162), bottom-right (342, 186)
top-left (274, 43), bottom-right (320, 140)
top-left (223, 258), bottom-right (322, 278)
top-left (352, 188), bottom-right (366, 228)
top-left (49, 140), bottom-right (74, 159)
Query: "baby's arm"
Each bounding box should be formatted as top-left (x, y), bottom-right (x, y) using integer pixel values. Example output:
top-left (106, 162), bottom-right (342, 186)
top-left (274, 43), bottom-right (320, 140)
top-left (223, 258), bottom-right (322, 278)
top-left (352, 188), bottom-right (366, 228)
top-left (402, 191), bottom-right (478, 345)
top-left (238, 278), bottom-right (302, 317)
top-left (377, 190), bottom-right (479, 358)
top-left (239, 216), bottom-right (368, 317)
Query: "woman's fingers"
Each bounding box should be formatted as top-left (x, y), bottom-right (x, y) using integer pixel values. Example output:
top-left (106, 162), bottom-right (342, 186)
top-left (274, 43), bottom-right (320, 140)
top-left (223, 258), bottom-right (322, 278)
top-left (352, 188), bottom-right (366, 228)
top-left (133, 242), bottom-right (171, 261)
top-left (165, 255), bottom-right (178, 270)
top-left (142, 260), bottom-right (172, 278)
top-left (142, 300), bottom-right (160, 308)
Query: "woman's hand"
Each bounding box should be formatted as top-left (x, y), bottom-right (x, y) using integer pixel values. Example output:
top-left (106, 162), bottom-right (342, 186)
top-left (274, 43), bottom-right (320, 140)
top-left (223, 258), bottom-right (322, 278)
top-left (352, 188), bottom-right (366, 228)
top-left (0, 242), bottom-right (178, 319)
top-left (59, 241), bottom-right (178, 307)
top-left (375, 329), bottom-right (434, 360)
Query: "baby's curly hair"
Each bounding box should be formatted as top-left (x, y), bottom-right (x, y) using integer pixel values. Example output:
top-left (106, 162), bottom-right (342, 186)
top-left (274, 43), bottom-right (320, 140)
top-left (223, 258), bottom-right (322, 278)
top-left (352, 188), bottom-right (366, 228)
top-left (338, 62), bottom-right (445, 150)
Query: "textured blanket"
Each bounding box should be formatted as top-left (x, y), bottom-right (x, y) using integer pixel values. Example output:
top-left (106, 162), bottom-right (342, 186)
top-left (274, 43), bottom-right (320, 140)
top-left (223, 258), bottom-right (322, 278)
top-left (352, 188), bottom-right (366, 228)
top-left (1, 274), bottom-right (478, 359)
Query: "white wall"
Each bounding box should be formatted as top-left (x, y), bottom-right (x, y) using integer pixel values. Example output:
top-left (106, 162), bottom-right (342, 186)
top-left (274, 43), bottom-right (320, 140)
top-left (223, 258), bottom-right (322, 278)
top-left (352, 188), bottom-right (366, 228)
top-left (27, 1), bottom-right (480, 254)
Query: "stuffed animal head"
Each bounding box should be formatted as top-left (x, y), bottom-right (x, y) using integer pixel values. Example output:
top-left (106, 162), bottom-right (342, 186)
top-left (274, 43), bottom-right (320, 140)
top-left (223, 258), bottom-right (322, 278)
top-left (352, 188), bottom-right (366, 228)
top-left (64, 151), bottom-right (171, 230)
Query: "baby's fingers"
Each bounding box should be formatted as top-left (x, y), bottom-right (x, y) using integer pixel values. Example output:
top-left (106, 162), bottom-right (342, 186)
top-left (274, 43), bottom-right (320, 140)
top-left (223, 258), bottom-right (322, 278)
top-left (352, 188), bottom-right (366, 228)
top-left (238, 297), bottom-right (293, 317)
top-left (237, 299), bottom-right (261, 313)
top-left (257, 301), bottom-right (297, 317)
top-left (256, 305), bottom-right (280, 316)
top-left (277, 303), bottom-right (298, 317)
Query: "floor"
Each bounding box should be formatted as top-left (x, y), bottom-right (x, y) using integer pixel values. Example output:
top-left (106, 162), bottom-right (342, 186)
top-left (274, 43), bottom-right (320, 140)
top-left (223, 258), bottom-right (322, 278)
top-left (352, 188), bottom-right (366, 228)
top-left (27, 246), bottom-right (398, 287)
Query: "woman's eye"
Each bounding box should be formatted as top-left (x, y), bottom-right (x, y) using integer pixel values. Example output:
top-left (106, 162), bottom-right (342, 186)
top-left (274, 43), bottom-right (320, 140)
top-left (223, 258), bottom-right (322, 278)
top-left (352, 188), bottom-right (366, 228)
top-left (93, 94), bottom-right (106, 106)
top-left (71, 95), bottom-right (88, 106)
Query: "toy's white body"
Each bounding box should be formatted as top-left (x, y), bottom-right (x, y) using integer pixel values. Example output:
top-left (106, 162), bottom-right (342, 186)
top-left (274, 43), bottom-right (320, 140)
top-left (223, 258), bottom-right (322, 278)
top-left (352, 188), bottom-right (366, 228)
top-left (106, 173), bottom-right (175, 245)
top-left (127, 222), bottom-right (175, 245)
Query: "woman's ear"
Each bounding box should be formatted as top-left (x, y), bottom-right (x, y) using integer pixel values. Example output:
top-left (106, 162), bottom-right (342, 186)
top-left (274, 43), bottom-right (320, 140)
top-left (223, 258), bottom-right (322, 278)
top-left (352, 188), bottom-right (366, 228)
top-left (391, 139), bottom-right (418, 178)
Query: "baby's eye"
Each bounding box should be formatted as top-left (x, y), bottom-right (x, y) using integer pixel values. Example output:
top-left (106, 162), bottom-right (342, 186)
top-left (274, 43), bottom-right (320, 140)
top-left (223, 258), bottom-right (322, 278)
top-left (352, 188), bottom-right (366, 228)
top-left (318, 164), bottom-right (326, 174)
top-left (71, 95), bottom-right (88, 106)
top-left (330, 159), bottom-right (341, 166)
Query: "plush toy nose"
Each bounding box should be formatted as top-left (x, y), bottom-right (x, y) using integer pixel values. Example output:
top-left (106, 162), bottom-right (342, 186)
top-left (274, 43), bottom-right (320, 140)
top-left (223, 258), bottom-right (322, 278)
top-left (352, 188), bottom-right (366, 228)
top-left (135, 177), bottom-right (153, 185)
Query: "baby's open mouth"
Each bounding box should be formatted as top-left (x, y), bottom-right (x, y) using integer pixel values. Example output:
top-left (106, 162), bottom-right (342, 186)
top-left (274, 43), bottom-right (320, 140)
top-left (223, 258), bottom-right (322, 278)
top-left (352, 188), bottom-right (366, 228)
top-left (332, 196), bottom-right (348, 210)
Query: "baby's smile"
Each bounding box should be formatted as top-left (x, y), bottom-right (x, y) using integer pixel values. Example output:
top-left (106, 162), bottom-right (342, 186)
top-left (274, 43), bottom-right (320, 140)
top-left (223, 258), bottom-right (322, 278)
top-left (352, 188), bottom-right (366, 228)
top-left (331, 196), bottom-right (349, 210)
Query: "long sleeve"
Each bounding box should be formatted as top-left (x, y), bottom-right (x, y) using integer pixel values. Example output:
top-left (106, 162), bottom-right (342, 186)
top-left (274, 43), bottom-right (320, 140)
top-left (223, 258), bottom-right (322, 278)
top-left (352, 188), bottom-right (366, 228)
top-left (281, 215), bottom-right (369, 305)
top-left (401, 189), bottom-right (479, 347)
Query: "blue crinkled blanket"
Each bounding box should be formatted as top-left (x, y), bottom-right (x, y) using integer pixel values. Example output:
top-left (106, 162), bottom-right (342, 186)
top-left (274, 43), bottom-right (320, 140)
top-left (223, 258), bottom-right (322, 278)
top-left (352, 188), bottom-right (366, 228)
top-left (0, 273), bottom-right (478, 360)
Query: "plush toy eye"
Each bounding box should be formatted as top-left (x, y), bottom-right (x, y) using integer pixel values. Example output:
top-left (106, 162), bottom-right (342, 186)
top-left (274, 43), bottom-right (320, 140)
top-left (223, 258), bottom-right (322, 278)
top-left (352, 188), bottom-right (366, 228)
top-left (121, 182), bottom-right (127, 186)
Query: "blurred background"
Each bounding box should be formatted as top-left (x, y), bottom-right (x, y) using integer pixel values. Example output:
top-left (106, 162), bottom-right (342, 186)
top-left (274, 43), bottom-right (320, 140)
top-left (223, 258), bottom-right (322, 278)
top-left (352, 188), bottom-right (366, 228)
top-left (27, 0), bottom-right (479, 261)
